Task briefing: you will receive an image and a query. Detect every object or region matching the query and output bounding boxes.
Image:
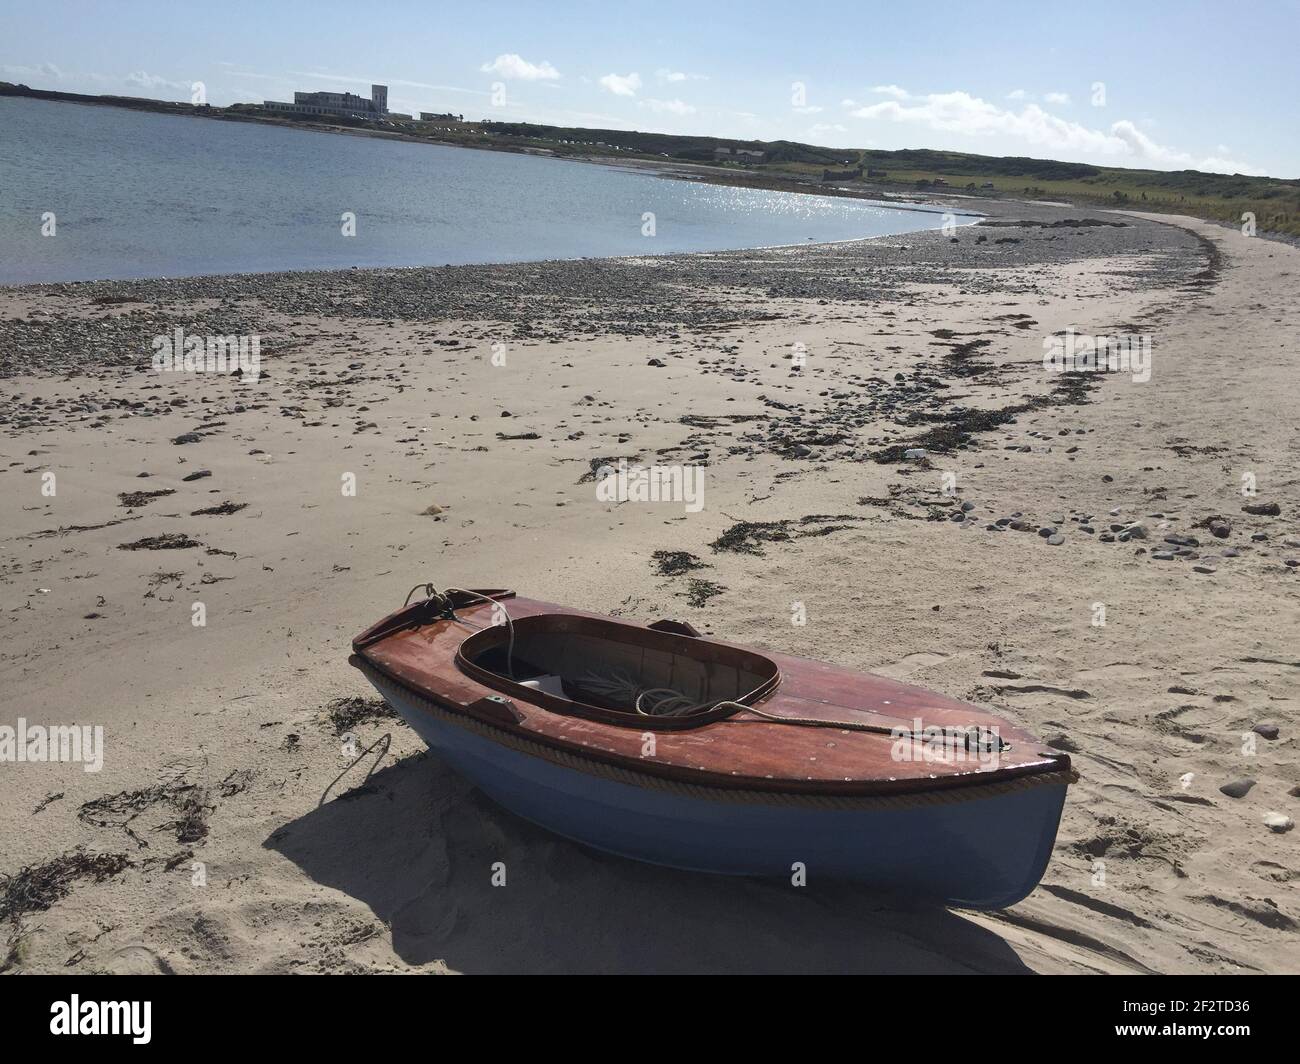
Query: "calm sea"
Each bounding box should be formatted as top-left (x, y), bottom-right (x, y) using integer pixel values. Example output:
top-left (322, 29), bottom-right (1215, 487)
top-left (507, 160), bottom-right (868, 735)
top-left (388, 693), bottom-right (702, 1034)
top-left (0, 97), bottom-right (974, 285)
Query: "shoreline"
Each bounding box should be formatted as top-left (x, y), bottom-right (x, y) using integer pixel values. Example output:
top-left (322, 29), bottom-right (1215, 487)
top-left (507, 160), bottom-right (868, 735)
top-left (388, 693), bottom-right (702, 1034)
top-left (2, 200), bottom-right (1297, 974)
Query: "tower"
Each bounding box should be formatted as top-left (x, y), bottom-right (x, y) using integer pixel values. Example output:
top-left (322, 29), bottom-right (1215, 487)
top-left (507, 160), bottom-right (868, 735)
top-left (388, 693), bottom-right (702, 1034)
top-left (370, 84), bottom-right (388, 114)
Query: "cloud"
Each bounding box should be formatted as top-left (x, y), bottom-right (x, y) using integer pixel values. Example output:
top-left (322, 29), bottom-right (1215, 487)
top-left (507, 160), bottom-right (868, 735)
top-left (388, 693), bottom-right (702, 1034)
top-left (792, 105), bottom-right (823, 114)
top-left (641, 97), bottom-right (695, 115)
top-left (655, 68), bottom-right (707, 83)
top-left (870, 84), bottom-right (910, 100)
top-left (809, 122), bottom-right (848, 135)
top-left (599, 72), bottom-right (641, 97)
top-left (1006, 89), bottom-right (1029, 101)
top-left (125, 70), bottom-right (190, 92)
top-left (3, 61), bottom-right (69, 81)
top-left (479, 54), bottom-right (560, 81)
top-left (849, 89), bottom-right (1265, 175)
top-left (1044, 91), bottom-right (1071, 105)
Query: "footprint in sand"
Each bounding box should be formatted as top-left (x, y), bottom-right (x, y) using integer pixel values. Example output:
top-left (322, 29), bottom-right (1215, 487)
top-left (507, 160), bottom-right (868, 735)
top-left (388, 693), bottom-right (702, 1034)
top-left (874, 651), bottom-right (951, 678)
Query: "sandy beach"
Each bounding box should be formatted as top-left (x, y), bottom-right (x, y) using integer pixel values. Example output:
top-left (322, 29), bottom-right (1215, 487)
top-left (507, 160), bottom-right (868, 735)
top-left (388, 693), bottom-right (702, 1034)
top-left (2, 198), bottom-right (1296, 974)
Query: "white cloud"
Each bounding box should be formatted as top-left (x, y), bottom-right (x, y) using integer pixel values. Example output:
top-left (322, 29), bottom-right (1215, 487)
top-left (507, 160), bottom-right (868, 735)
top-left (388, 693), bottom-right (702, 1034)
top-left (1044, 91), bottom-right (1071, 105)
top-left (809, 122), bottom-right (848, 135)
top-left (479, 54), bottom-right (560, 81)
top-left (599, 72), bottom-right (641, 97)
top-left (870, 84), bottom-right (910, 100)
top-left (655, 68), bottom-right (707, 83)
top-left (849, 89), bottom-right (1265, 175)
top-left (1006, 89), bottom-right (1029, 100)
top-left (125, 70), bottom-right (189, 92)
top-left (641, 97), bottom-right (695, 115)
top-left (793, 105), bottom-right (824, 114)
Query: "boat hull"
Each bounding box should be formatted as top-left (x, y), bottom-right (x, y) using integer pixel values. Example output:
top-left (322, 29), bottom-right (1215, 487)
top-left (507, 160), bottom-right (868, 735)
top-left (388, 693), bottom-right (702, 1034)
top-left (367, 673), bottom-right (1067, 909)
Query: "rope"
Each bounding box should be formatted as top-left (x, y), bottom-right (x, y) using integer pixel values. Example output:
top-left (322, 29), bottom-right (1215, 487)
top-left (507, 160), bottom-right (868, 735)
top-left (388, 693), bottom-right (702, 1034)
top-left (402, 583), bottom-right (517, 680)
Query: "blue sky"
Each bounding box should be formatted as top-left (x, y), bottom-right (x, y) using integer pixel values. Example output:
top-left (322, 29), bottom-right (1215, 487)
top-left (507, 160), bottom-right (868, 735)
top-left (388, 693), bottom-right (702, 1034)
top-left (4, 0), bottom-right (1297, 177)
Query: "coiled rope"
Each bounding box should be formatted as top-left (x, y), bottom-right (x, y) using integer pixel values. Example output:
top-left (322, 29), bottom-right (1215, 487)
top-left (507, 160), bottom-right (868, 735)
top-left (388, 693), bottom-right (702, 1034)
top-left (404, 583), bottom-right (517, 679)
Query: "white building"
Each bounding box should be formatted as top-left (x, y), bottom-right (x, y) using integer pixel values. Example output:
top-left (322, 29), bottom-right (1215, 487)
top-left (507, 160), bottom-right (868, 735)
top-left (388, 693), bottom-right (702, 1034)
top-left (263, 84), bottom-right (388, 120)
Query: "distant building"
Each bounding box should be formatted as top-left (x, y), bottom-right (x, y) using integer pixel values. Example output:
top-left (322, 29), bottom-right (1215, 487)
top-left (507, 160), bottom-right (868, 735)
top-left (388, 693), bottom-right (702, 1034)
top-left (714, 146), bottom-right (766, 163)
top-left (263, 84), bottom-right (388, 120)
top-left (420, 111), bottom-right (464, 123)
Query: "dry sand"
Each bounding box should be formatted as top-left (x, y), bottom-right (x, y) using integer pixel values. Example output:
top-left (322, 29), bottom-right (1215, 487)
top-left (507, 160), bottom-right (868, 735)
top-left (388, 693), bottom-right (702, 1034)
top-left (1, 205), bottom-right (1296, 973)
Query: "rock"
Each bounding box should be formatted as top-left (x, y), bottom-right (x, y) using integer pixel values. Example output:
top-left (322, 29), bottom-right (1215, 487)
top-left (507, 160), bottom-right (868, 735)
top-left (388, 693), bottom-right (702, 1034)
top-left (1263, 812), bottom-right (1294, 833)
top-left (1252, 723), bottom-right (1279, 740)
top-left (1038, 526), bottom-right (1056, 537)
top-left (1046, 533), bottom-right (1065, 545)
top-left (1242, 501), bottom-right (1281, 516)
top-left (1192, 565), bottom-right (1216, 574)
top-left (182, 470), bottom-right (212, 482)
top-left (1151, 550), bottom-right (1174, 560)
top-left (902, 448), bottom-right (927, 460)
top-left (1209, 520), bottom-right (1231, 538)
top-left (1220, 778), bottom-right (1256, 799)
top-left (960, 501), bottom-right (975, 512)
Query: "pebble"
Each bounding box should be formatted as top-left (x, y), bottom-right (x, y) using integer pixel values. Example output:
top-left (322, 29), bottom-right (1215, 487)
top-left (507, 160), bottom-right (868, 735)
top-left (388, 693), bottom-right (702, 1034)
top-left (1151, 550), bottom-right (1174, 560)
top-left (1263, 813), bottom-right (1294, 833)
top-left (1046, 533), bottom-right (1064, 545)
top-left (1252, 723), bottom-right (1280, 740)
top-left (1220, 778), bottom-right (1255, 799)
top-left (1192, 564), bottom-right (1216, 574)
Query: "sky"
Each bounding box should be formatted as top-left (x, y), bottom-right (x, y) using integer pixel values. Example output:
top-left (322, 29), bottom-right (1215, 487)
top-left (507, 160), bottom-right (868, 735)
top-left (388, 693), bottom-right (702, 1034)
top-left (4, 0), bottom-right (1298, 178)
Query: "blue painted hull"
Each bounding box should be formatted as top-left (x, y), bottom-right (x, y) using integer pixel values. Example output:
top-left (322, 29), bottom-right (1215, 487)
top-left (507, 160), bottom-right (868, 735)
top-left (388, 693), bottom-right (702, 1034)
top-left (372, 679), bottom-right (1067, 909)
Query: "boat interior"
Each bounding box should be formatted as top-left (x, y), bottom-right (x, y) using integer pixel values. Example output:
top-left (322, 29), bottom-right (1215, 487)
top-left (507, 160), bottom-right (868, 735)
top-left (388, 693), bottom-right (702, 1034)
top-left (458, 613), bottom-right (780, 725)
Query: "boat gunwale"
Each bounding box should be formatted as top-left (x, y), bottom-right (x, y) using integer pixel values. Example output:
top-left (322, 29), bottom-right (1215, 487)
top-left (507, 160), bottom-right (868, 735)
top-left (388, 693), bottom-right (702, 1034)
top-left (349, 636), bottom-right (1075, 801)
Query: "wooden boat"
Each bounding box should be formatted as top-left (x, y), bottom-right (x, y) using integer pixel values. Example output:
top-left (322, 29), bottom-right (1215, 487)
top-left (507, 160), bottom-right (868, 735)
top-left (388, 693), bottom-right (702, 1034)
top-left (350, 587), bottom-right (1075, 908)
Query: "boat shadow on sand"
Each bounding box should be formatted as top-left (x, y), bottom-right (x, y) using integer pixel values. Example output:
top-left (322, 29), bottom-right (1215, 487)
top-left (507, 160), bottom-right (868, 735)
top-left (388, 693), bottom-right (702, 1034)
top-left (265, 749), bottom-right (1032, 974)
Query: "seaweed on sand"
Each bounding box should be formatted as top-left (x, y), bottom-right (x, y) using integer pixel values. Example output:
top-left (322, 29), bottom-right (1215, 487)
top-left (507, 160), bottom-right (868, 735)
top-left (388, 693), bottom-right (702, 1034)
top-left (651, 550), bottom-right (710, 576)
top-left (118, 533), bottom-right (201, 551)
top-left (78, 782), bottom-right (211, 847)
top-left (0, 850), bottom-right (131, 923)
top-left (324, 696), bottom-right (400, 735)
top-left (684, 579), bottom-right (726, 608)
top-left (710, 514), bottom-right (864, 555)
